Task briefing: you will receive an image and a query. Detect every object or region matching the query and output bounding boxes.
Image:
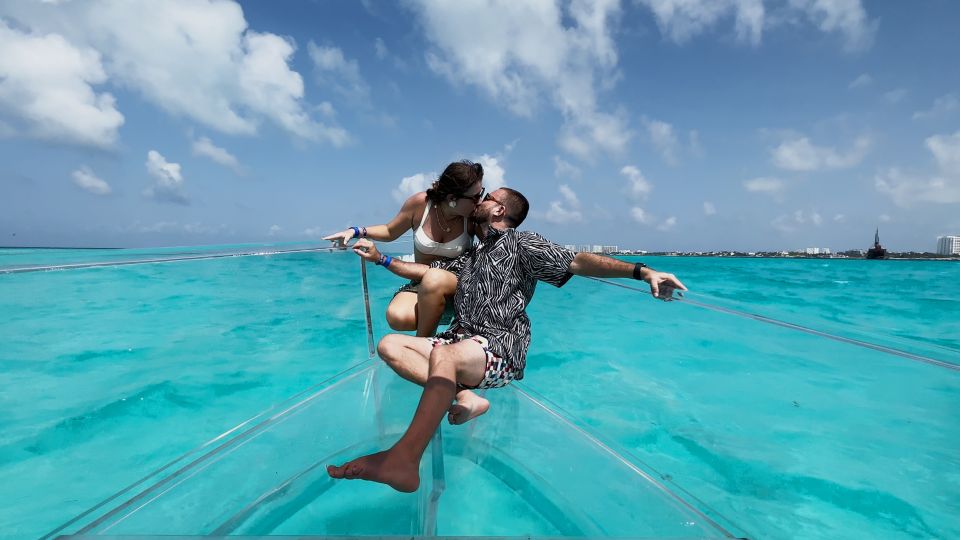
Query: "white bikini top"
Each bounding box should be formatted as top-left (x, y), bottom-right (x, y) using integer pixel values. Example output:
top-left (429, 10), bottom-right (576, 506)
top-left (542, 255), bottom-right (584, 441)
top-left (414, 200), bottom-right (472, 258)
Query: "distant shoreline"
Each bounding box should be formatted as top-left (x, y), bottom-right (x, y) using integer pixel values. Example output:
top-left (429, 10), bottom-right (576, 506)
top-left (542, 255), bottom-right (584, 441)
top-left (620, 254), bottom-right (960, 261)
top-left (2, 246), bottom-right (958, 261)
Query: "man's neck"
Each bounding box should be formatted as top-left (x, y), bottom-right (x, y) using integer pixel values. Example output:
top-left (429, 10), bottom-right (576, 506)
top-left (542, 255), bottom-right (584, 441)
top-left (477, 221), bottom-right (508, 240)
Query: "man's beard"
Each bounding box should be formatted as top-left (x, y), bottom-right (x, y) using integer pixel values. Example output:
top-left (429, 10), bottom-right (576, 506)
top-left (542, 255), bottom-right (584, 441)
top-left (469, 207), bottom-right (489, 226)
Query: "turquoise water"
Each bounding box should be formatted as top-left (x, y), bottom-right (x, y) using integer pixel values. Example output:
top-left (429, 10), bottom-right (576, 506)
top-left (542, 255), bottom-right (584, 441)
top-left (1, 245), bottom-right (958, 538)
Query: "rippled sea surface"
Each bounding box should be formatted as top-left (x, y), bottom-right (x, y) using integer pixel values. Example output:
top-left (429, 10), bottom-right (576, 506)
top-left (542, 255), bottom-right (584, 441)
top-left (1, 246), bottom-right (957, 539)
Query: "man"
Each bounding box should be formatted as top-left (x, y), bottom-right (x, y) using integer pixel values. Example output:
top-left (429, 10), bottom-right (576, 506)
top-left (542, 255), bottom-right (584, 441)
top-left (327, 188), bottom-right (686, 493)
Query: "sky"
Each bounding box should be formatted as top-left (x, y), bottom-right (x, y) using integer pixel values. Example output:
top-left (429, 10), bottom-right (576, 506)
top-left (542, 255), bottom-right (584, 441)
top-left (1, 0), bottom-right (958, 252)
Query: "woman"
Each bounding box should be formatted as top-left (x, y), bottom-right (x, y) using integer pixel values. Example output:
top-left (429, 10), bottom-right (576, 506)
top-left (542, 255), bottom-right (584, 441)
top-left (324, 160), bottom-right (484, 336)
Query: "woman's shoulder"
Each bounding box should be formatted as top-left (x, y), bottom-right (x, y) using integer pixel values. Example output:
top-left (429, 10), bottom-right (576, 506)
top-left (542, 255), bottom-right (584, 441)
top-left (403, 191), bottom-right (429, 209)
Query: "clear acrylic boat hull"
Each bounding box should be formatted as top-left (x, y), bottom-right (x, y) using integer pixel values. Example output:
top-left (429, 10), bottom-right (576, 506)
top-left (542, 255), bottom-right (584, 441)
top-left (52, 361), bottom-right (738, 539)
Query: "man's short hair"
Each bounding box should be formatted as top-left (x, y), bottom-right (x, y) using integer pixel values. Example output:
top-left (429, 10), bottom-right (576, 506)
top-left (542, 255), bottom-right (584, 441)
top-left (499, 188), bottom-right (529, 227)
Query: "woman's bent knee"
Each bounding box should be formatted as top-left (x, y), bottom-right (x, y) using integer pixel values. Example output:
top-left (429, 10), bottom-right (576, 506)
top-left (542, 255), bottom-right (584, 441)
top-left (420, 268), bottom-right (457, 294)
top-left (385, 304), bottom-right (416, 331)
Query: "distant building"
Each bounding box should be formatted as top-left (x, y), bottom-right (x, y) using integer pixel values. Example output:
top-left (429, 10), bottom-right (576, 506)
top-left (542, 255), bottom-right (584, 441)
top-left (601, 245), bottom-right (618, 254)
top-left (937, 235), bottom-right (960, 255)
top-left (576, 244), bottom-right (591, 253)
top-left (804, 247), bottom-right (831, 255)
top-left (591, 245), bottom-right (603, 253)
top-left (564, 244), bottom-right (576, 252)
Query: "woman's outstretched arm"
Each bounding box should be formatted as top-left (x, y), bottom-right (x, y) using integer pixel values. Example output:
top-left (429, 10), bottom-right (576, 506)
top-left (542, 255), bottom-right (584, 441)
top-left (323, 193), bottom-right (425, 246)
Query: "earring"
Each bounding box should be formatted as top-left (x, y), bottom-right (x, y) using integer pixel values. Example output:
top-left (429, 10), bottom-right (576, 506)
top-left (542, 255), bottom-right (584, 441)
top-left (448, 200), bottom-right (457, 208)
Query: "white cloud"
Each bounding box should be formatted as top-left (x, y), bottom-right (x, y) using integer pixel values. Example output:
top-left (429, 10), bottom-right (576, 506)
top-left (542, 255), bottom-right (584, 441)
top-left (638, 0), bottom-right (765, 46)
top-left (303, 226), bottom-right (326, 237)
top-left (882, 88), bottom-right (907, 104)
top-left (788, 0), bottom-right (876, 52)
top-left (71, 166), bottom-right (111, 195)
top-left (374, 37), bottom-right (388, 60)
top-left (621, 165), bottom-right (653, 200)
top-left (554, 156), bottom-right (582, 180)
top-left (688, 129), bottom-right (704, 157)
top-left (631, 207), bottom-right (654, 224)
top-left (392, 172), bottom-right (433, 203)
top-left (771, 214), bottom-right (794, 233)
top-left (771, 135), bottom-right (870, 171)
top-left (878, 214), bottom-right (891, 222)
top-left (544, 184), bottom-right (583, 223)
top-left (1, 1), bottom-right (346, 144)
top-left (771, 209), bottom-right (821, 232)
top-left (268, 224), bottom-right (282, 236)
top-left (833, 213), bottom-right (845, 222)
top-left (409, 0), bottom-right (630, 160)
top-left (191, 136), bottom-right (242, 173)
top-left (657, 216), bottom-right (677, 231)
top-left (848, 73), bottom-right (872, 89)
top-left (912, 93), bottom-right (959, 121)
top-left (130, 221), bottom-right (229, 235)
top-left (0, 20), bottom-right (123, 148)
top-left (308, 41), bottom-right (371, 106)
top-left (703, 201), bottom-right (716, 215)
top-left (810, 210), bottom-right (823, 225)
top-left (743, 176), bottom-right (785, 196)
top-left (644, 118), bottom-right (680, 164)
top-left (875, 131), bottom-right (960, 206)
top-left (475, 154), bottom-right (507, 190)
top-left (144, 150), bottom-right (188, 205)
top-left (316, 101), bottom-right (336, 118)
top-left (637, 0), bottom-right (875, 50)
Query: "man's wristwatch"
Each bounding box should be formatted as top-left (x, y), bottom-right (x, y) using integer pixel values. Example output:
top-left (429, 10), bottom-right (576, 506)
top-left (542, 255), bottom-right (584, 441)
top-left (632, 262), bottom-right (647, 280)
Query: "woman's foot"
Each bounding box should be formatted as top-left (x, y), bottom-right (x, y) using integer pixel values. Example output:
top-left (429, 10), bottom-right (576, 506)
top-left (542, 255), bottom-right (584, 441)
top-left (447, 390), bottom-right (490, 425)
top-left (326, 450), bottom-right (420, 492)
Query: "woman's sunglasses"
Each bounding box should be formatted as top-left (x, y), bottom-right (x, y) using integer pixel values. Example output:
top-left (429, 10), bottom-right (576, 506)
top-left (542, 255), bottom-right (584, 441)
top-left (458, 187), bottom-right (486, 203)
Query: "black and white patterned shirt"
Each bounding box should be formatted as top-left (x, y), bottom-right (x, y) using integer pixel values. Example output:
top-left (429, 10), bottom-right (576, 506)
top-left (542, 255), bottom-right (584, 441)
top-left (430, 227), bottom-right (576, 379)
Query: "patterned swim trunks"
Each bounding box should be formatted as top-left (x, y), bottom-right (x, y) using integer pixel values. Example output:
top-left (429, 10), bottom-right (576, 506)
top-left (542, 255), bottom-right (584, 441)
top-left (425, 333), bottom-right (517, 390)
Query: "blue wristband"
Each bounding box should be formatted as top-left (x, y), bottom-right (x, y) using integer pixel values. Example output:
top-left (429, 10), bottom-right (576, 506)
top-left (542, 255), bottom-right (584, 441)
top-left (382, 255), bottom-right (393, 267)
top-left (350, 226), bottom-right (360, 238)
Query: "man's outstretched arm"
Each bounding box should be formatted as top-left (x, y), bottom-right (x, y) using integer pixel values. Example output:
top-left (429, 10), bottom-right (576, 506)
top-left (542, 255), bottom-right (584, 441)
top-left (568, 253), bottom-right (687, 299)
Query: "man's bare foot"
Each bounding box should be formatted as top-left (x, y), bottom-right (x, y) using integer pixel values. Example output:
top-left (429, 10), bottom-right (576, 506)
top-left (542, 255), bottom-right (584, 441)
top-left (326, 450), bottom-right (420, 492)
top-left (447, 391), bottom-right (490, 425)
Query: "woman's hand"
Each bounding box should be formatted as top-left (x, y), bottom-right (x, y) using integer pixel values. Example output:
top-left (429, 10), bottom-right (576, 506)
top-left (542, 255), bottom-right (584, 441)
top-left (352, 239), bottom-right (382, 264)
top-left (323, 229), bottom-right (355, 248)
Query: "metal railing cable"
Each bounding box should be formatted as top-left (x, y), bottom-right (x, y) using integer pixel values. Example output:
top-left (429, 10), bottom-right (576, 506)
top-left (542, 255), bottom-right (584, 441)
top-left (0, 246), bottom-right (341, 274)
top-left (584, 277), bottom-right (960, 372)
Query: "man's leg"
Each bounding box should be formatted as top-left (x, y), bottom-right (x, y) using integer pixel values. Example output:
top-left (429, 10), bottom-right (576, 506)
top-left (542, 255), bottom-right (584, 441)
top-left (379, 333), bottom-right (492, 425)
top-left (415, 268), bottom-right (458, 337)
top-left (377, 333), bottom-right (433, 386)
top-left (327, 339), bottom-right (488, 492)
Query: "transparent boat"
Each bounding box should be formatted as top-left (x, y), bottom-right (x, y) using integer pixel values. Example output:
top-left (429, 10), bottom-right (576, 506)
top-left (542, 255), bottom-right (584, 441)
top-left (25, 246), bottom-right (953, 538)
top-left (48, 355), bottom-right (743, 538)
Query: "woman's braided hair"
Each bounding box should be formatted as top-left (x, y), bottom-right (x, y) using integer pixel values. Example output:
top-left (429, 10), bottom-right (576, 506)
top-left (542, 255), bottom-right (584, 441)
top-left (425, 160), bottom-right (484, 204)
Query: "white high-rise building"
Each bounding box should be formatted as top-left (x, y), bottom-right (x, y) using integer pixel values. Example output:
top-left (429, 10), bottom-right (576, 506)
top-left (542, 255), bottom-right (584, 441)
top-left (937, 235), bottom-right (960, 255)
top-left (601, 245), bottom-right (619, 254)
